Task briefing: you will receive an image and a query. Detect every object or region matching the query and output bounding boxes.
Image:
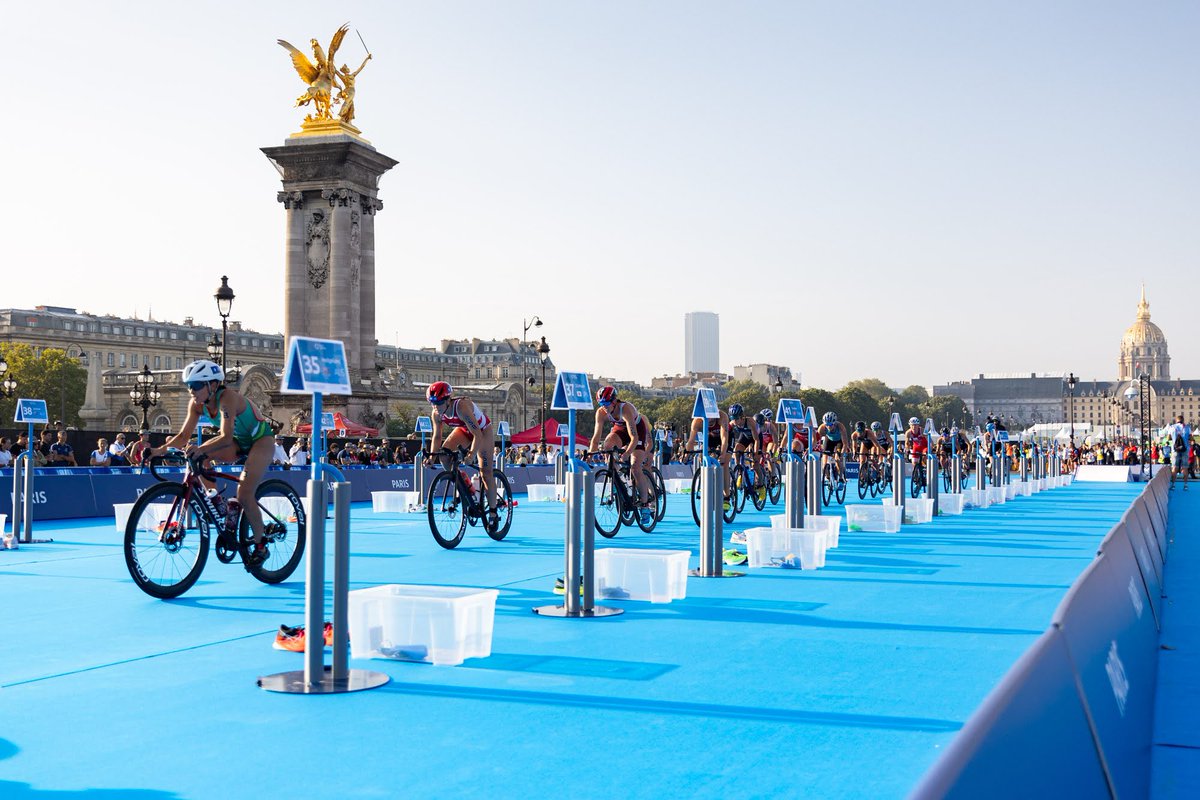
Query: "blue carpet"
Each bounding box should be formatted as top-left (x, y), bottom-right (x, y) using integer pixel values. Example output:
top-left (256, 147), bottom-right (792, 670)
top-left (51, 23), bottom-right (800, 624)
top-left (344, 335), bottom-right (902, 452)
top-left (0, 481), bottom-right (1144, 799)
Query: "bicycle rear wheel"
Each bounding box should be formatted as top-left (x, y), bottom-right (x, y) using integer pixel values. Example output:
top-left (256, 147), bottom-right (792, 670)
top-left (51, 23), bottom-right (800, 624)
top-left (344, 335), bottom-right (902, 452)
top-left (427, 471), bottom-right (467, 549)
top-left (690, 468), bottom-right (703, 526)
top-left (593, 469), bottom-right (622, 538)
top-left (635, 474), bottom-right (658, 533)
top-left (942, 463), bottom-right (952, 493)
top-left (124, 482), bottom-right (210, 599)
top-left (910, 464), bottom-right (925, 498)
top-left (732, 467), bottom-right (747, 513)
top-left (485, 470), bottom-right (514, 541)
top-left (241, 479), bottom-right (307, 584)
top-left (748, 471), bottom-right (766, 511)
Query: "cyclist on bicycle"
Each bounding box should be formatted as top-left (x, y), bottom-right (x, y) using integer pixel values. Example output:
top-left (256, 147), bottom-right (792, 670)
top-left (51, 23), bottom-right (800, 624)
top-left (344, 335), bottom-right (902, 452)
top-left (851, 421), bottom-right (880, 470)
top-left (425, 381), bottom-right (500, 532)
top-left (756, 410), bottom-right (777, 457)
top-left (589, 385), bottom-right (655, 526)
top-left (151, 359), bottom-right (275, 567)
top-left (871, 421), bottom-right (891, 458)
top-left (790, 423), bottom-right (810, 458)
top-left (934, 427), bottom-right (955, 472)
top-left (727, 405), bottom-right (761, 497)
top-left (904, 417), bottom-right (929, 468)
top-left (816, 411), bottom-right (849, 481)
top-left (685, 405), bottom-right (731, 504)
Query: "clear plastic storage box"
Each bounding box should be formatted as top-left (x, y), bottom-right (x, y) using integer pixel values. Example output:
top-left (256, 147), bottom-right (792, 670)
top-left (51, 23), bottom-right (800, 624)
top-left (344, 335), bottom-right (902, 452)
top-left (939, 493), bottom-right (965, 515)
top-left (904, 498), bottom-right (934, 524)
top-left (371, 491), bottom-right (421, 512)
top-left (594, 548), bottom-right (689, 603)
top-left (348, 584), bottom-right (499, 666)
top-left (743, 527), bottom-right (826, 569)
top-left (845, 503), bottom-right (902, 533)
top-left (525, 484), bottom-right (563, 502)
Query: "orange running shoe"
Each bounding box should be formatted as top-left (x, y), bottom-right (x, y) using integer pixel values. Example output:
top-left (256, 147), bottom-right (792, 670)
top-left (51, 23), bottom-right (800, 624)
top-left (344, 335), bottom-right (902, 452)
top-left (272, 622), bottom-right (335, 652)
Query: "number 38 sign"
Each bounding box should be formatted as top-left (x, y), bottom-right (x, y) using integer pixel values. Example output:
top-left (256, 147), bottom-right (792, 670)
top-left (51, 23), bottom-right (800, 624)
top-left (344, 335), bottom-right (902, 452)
top-left (281, 337), bottom-right (353, 396)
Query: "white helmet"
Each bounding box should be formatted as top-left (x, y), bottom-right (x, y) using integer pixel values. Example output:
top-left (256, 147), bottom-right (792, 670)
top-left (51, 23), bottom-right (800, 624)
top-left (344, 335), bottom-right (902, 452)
top-left (182, 359), bottom-right (224, 384)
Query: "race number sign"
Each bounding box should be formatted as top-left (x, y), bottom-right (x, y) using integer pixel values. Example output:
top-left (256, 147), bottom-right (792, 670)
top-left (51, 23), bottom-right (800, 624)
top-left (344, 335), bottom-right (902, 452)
top-left (551, 372), bottom-right (593, 411)
top-left (281, 336), bottom-right (352, 396)
top-left (415, 415), bottom-right (433, 434)
top-left (692, 388), bottom-right (719, 420)
top-left (15, 398), bottom-right (49, 424)
top-left (776, 399), bottom-right (805, 425)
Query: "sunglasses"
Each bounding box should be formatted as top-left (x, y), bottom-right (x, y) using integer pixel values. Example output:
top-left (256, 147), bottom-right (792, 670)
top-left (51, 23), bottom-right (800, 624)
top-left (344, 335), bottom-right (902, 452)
top-left (187, 381), bottom-right (209, 392)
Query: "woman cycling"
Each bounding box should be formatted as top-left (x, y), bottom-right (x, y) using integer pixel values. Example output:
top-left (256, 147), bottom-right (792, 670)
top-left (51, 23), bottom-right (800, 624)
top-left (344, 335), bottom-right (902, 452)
top-left (816, 411), bottom-right (849, 481)
top-left (151, 359), bottom-right (275, 567)
top-left (589, 385), bottom-right (655, 526)
top-left (425, 381), bottom-right (500, 532)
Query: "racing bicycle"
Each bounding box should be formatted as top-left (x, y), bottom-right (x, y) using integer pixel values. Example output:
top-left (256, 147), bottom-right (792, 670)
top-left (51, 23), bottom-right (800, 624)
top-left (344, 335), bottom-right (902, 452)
top-left (425, 447), bottom-right (514, 549)
top-left (591, 448), bottom-right (662, 536)
top-left (123, 451), bottom-right (306, 599)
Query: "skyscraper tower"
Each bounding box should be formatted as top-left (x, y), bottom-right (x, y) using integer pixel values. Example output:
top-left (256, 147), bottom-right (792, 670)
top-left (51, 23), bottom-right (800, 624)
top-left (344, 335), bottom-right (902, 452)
top-left (684, 312), bottom-right (720, 373)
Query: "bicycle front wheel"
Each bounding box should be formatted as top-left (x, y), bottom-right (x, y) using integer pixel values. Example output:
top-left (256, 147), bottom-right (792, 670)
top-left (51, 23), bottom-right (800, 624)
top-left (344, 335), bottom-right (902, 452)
top-left (857, 465), bottom-right (870, 499)
top-left (427, 471), bottom-right (467, 549)
top-left (485, 470), bottom-right (514, 541)
top-left (649, 466), bottom-right (667, 522)
top-left (822, 463), bottom-right (834, 506)
top-left (241, 479), bottom-right (307, 584)
top-left (593, 469), bottom-right (622, 538)
top-left (124, 482), bottom-right (210, 600)
top-left (767, 462), bottom-right (782, 505)
top-left (748, 472), bottom-right (767, 511)
top-left (732, 467), bottom-right (747, 513)
top-left (690, 468), bottom-right (703, 527)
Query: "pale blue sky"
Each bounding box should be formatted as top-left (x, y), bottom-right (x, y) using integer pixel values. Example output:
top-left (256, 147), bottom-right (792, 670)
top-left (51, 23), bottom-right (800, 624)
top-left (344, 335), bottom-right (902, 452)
top-left (4, 1), bottom-right (1196, 389)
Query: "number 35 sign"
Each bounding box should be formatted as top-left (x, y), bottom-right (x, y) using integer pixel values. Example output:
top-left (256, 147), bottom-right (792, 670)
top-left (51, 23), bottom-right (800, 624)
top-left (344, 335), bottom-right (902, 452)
top-left (281, 336), bottom-right (353, 396)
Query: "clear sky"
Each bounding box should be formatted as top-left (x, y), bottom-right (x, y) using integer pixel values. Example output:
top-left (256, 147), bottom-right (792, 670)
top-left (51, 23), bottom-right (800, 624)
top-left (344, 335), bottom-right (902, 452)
top-left (5, 1), bottom-right (1197, 390)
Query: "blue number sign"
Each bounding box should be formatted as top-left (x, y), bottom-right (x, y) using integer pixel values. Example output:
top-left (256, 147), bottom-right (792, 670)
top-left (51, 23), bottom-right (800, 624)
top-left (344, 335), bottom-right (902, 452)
top-left (775, 399), bottom-right (805, 425)
top-left (551, 372), bottom-right (593, 411)
top-left (496, 420), bottom-right (511, 437)
top-left (281, 336), bottom-right (352, 396)
top-left (321, 412), bottom-right (337, 431)
top-left (415, 415), bottom-right (433, 434)
top-left (691, 388), bottom-right (719, 419)
top-left (15, 398), bottom-right (49, 424)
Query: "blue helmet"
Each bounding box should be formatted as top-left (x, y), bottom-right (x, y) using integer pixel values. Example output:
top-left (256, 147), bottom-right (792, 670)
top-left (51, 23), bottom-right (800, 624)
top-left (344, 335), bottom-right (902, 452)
top-left (728, 404), bottom-right (744, 419)
top-left (822, 411), bottom-right (837, 425)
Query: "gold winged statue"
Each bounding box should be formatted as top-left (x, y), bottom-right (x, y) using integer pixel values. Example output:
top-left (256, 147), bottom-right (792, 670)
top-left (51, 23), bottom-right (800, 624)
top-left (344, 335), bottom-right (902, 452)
top-left (278, 24), bottom-right (350, 123)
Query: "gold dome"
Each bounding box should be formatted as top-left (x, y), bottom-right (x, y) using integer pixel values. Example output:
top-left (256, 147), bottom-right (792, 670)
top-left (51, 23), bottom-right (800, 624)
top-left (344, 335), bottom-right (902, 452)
top-left (1122, 286), bottom-right (1166, 346)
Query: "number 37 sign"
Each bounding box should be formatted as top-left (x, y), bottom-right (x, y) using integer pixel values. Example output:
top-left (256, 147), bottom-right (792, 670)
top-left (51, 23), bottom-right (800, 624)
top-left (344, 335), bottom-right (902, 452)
top-left (281, 337), bottom-right (353, 396)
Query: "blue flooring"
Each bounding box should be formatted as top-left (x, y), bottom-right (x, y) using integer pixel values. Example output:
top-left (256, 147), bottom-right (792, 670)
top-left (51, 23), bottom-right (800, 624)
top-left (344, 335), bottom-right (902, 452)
top-left (0, 482), bottom-right (1144, 799)
top-left (1151, 485), bottom-right (1200, 799)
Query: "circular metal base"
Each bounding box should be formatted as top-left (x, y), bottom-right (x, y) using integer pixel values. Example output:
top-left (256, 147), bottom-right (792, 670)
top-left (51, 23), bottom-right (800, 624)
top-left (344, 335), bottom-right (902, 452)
top-left (689, 569), bottom-right (745, 578)
top-left (257, 666), bottom-right (390, 694)
top-left (532, 604), bottom-right (624, 618)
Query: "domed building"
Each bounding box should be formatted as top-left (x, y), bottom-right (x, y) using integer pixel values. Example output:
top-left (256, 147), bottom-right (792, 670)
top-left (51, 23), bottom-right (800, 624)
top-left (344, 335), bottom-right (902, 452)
top-left (1118, 285), bottom-right (1170, 381)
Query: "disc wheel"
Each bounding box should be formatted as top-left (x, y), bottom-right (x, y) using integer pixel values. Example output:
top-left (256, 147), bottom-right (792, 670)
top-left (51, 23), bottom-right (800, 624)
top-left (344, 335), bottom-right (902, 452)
top-left (484, 470), bottom-right (514, 541)
top-left (240, 479), bottom-right (307, 584)
top-left (427, 471), bottom-right (467, 549)
top-left (124, 482), bottom-right (209, 600)
top-left (593, 468), bottom-right (622, 538)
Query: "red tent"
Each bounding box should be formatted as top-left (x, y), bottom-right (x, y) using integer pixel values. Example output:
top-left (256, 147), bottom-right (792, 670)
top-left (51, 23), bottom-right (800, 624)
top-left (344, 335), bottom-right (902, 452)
top-left (509, 418), bottom-right (589, 447)
top-left (295, 411), bottom-right (379, 436)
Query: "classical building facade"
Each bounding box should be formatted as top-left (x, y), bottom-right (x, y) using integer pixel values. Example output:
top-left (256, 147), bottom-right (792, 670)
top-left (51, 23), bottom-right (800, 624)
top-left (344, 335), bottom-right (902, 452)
top-left (935, 289), bottom-right (1199, 434)
top-left (0, 306), bottom-right (550, 433)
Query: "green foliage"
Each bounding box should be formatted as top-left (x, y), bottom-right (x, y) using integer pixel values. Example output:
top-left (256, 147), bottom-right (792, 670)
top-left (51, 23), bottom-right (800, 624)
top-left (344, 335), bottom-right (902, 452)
top-left (918, 395), bottom-right (967, 428)
top-left (386, 400), bottom-right (419, 437)
top-left (834, 387), bottom-right (881, 426)
top-left (0, 344), bottom-right (87, 428)
top-left (724, 379), bottom-right (770, 418)
top-left (842, 378), bottom-right (894, 402)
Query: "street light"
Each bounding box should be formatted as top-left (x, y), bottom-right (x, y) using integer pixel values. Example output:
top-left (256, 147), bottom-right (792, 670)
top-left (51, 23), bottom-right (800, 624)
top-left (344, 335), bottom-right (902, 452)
top-left (0, 357), bottom-right (16, 399)
top-left (214, 275), bottom-right (235, 369)
top-left (521, 316), bottom-right (543, 429)
top-left (129, 364), bottom-right (161, 431)
top-left (1066, 373), bottom-right (1078, 445)
top-left (774, 377), bottom-right (783, 394)
top-left (537, 336), bottom-right (550, 450)
top-left (207, 333), bottom-right (222, 362)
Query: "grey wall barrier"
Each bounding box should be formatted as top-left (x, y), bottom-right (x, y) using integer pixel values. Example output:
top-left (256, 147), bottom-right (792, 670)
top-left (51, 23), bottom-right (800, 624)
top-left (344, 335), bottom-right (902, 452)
top-left (908, 626), bottom-right (1110, 799)
top-left (911, 472), bottom-right (1169, 799)
top-left (1051, 534), bottom-right (1160, 800)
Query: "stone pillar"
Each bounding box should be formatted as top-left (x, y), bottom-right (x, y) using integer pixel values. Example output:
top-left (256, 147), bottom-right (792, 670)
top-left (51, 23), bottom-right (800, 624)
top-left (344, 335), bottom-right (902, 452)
top-left (262, 136), bottom-right (398, 384)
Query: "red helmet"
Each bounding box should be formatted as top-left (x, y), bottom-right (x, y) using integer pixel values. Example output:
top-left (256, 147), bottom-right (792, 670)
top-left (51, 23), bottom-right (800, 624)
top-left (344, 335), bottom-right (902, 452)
top-left (597, 385), bottom-right (617, 406)
top-left (427, 381), bottom-right (452, 405)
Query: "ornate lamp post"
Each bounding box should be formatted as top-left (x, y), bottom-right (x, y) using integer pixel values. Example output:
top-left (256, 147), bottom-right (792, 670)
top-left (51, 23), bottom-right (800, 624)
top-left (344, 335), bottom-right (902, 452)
top-left (214, 275), bottom-right (235, 370)
top-left (521, 316), bottom-right (542, 429)
top-left (129, 364), bottom-right (161, 431)
top-left (0, 357), bottom-right (16, 399)
top-left (1066, 372), bottom-right (1077, 444)
top-left (774, 376), bottom-right (783, 394)
top-left (537, 336), bottom-right (550, 450)
top-left (207, 334), bottom-right (222, 362)
top-left (1137, 373), bottom-right (1152, 478)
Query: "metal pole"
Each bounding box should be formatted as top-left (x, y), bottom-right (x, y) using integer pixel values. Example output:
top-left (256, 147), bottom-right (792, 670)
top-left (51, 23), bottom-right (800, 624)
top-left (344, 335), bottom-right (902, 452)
top-left (581, 468), bottom-right (595, 612)
top-left (554, 451), bottom-right (565, 484)
top-left (892, 449), bottom-right (905, 512)
top-left (9, 455), bottom-right (22, 544)
top-left (331, 481), bottom-right (351, 682)
top-left (951, 454), bottom-right (963, 494)
top-left (417, 432), bottom-right (427, 499)
top-left (564, 469), bottom-right (581, 616)
top-left (927, 450), bottom-right (939, 516)
top-left (785, 456), bottom-right (805, 528)
top-left (304, 477), bottom-right (327, 688)
top-left (806, 451), bottom-right (822, 517)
